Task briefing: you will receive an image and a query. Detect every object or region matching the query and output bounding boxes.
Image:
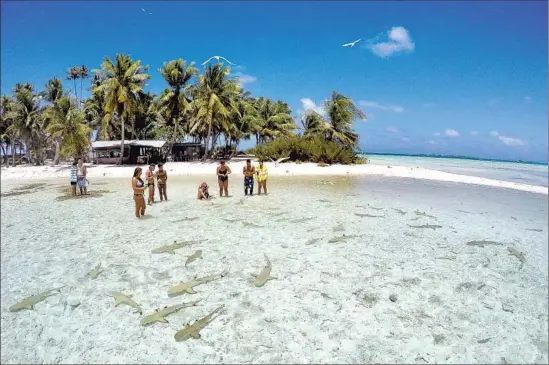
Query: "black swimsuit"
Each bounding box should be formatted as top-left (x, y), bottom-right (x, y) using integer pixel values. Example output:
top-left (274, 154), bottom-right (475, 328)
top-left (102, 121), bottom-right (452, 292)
top-left (218, 168), bottom-right (228, 182)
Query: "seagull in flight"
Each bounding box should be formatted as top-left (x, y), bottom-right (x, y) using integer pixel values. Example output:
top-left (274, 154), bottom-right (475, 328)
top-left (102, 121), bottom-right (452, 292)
top-left (201, 56), bottom-right (236, 66)
top-left (141, 8), bottom-right (152, 15)
top-left (342, 39), bottom-right (362, 47)
top-left (141, 8), bottom-right (146, 12)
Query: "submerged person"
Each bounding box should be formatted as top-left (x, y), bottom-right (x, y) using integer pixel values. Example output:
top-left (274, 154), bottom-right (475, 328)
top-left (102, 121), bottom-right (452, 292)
top-left (242, 159), bottom-right (255, 195)
top-left (157, 163), bottom-right (168, 201)
top-left (146, 163), bottom-right (156, 205)
top-left (70, 161), bottom-right (78, 196)
top-left (256, 159), bottom-right (268, 195)
top-left (197, 182), bottom-right (210, 200)
top-left (76, 158), bottom-right (89, 195)
top-left (216, 160), bottom-right (231, 197)
top-left (132, 167), bottom-right (147, 218)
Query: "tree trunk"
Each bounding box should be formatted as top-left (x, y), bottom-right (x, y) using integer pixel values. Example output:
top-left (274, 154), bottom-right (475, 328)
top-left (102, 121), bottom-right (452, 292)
top-left (0, 144), bottom-right (6, 167)
top-left (202, 118), bottom-right (213, 161)
top-left (119, 117), bottom-right (125, 165)
top-left (74, 80), bottom-right (78, 105)
top-left (80, 79), bottom-right (83, 110)
top-left (52, 139), bottom-right (60, 165)
top-left (12, 142), bottom-right (16, 167)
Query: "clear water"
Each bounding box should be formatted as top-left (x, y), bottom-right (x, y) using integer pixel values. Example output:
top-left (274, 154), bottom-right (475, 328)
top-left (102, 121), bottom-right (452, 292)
top-left (367, 154), bottom-right (549, 188)
top-left (1, 176), bottom-right (547, 363)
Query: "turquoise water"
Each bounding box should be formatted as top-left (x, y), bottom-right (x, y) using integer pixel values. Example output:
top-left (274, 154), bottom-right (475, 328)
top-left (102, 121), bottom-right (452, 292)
top-left (365, 154), bottom-right (548, 187)
top-left (1, 175), bottom-right (547, 363)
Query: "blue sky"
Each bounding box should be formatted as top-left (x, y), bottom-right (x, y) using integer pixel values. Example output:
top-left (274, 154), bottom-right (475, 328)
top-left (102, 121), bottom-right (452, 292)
top-left (2, 1), bottom-right (547, 162)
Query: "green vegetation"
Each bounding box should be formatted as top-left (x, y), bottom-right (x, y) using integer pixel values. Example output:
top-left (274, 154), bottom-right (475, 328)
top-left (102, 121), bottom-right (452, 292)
top-left (0, 53), bottom-right (367, 166)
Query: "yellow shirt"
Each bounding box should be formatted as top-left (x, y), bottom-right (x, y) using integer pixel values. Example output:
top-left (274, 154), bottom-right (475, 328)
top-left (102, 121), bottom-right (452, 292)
top-left (257, 165), bottom-right (268, 182)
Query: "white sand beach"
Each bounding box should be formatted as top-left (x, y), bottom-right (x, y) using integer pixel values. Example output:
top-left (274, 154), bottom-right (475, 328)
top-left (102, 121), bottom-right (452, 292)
top-left (1, 160), bottom-right (547, 195)
top-left (1, 159), bottom-right (548, 364)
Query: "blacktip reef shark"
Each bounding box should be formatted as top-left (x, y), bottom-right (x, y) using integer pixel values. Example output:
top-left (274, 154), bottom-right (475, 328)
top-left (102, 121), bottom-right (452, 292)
top-left (185, 250), bottom-right (203, 267)
top-left (250, 254), bottom-right (277, 287)
top-left (9, 286), bottom-right (65, 312)
top-left (151, 240), bottom-right (201, 255)
top-left (140, 300), bottom-right (201, 326)
top-left (87, 263), bottom-right (104, 280)
top-left (109, 292), bottom-right (142, 314)
top-left (168, 270), bottom-right (228, 296)
top-left (174, 305), bottom-right (225, 341)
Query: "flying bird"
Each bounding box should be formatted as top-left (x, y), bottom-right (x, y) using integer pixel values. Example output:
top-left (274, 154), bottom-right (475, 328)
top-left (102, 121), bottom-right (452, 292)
top-left (342, 39), bottom-right (362, 47)
top-left (201, 56), bottom-right (236, 66)
top-left (148, 12), bottom-right (153, 15)
top-left (141, 8), bottom-right (146, 12)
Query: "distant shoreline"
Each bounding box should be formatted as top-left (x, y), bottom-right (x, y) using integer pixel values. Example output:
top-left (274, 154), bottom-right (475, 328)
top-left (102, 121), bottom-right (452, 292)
top-left (1, 161), bottom-right (547, 195)
top-left (361, 152), bottom-right (548, 166)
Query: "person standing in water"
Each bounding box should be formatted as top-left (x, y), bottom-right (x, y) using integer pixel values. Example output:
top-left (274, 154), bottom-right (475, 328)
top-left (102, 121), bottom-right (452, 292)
top-left (145, 163), bottom-right (156, 205)
top-left (76, 158), bottom-right (89, 195)
top-left (242, 159), bottom-right (255, 195)
top-left (69, 161), bottom-right (78, 196)
top-left (256, 159), bottom-right (268, 195)
top-left (132, 167), bottom-right (147, 218)
top-left (156, 163), bottom-right (168, 201)
top-left (216, 160), bottom-right (231, 197)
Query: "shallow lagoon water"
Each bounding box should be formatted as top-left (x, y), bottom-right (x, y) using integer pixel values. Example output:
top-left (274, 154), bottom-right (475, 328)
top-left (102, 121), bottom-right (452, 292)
top-left (1, 175), bottom-right (547, 363)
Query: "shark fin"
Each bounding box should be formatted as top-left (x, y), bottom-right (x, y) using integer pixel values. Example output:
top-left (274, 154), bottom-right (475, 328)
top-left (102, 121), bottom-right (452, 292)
top-left (186, 288), bottom-right (197, 294)
top-left (168, 250), bottom-right (176, 254)
top-left (159, 317), bottom-right (169, 323)
top-left (190, 332), bottom-right (201, 339)
top-left (268, 276), bottom-right (278, 280)
top-left (250, 273), bottom-right (258, 278)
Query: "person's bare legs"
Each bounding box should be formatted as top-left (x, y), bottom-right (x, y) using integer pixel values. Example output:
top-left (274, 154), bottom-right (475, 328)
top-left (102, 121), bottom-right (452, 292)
top-left (140, 197), bottom-right (146, 216)
top-left (218, 180), bottom-right (223, 197)
top-left (134, 197), bottom-right (141, 218)
top-left (161, 185), bottom-right (167, 200)
top-left (148, 185), bottom-right (154, 205)
top-left (71, 185), bottom-right (77, 196)
top-left (261, 181), bottom-right (267, 194)
top-left (223, 180), bottom-right (229, 197)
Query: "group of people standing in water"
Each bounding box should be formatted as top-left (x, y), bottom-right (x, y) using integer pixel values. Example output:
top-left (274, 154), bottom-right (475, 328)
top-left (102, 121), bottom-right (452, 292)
top-left (131, 159), bottom-right (269, 218)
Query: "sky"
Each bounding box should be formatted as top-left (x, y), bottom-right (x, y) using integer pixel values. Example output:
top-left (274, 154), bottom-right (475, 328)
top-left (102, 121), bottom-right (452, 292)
top-left (1, 1), bottom-right (547, 162)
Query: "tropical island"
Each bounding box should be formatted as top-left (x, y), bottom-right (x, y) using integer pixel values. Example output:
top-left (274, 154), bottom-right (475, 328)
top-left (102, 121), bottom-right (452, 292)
top-left (0, 54), bottom-right (367, 167)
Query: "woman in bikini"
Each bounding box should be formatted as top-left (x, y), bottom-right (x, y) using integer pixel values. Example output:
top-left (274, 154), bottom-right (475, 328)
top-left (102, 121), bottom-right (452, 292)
top-left (216, 161), bottom-right (231, 197)
top-left (132, 167), bottom-right (147, 218)
top-left (156, 163), bottom-right (168, 201)
top-left (145, 164), bottom-right (155, 205)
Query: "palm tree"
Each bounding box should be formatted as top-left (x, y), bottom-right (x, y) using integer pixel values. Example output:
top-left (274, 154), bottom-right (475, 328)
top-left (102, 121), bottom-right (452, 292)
top-left (78, 65), bottom-right (89, 108)
top-left (157, 59), bottom-right (197, 147)
top-left (6, 86), bottom-right (46, 165)
top-left (66, 66), bottom-right (80, 103)
top-left (41, 78), bottom-right (66, 164)
top-left (189, 63), bottom-right (240, 160)
top-left (301, 110), bottom-right (329, 138)
top-left (41, 78), bottom-right (65, 104)
top-left (93, 54), bottom-right (150, 164)
top-left (246, 97), bottom-right (296, 144)
top-left (322, 91), bottom-right (366, 148)
top-left (0, 95), bottom-right (14, 166)
top-left (44, 97), bottom-right (91, 159)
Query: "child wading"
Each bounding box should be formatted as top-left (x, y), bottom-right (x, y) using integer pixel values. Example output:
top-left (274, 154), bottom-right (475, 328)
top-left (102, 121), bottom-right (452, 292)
top-left (157, 163), bottom-right (168, 201)
top-left (146, 164), bottom-right (156, 205)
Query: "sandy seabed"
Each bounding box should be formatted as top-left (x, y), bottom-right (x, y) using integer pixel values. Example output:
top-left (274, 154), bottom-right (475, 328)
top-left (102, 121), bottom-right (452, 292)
top-left (0, 166), bottom-right (548, 364)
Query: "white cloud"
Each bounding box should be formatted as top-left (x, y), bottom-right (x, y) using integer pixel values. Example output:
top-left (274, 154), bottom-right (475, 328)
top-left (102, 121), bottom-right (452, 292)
top-left (386, 126), bottom-right (399, 133)
top-left (498, 135), bottom-right (524, 146)
top-left (433, 132), bottom-right (441, 136)
top-left (300, 98), bottom-right (327, 117)
top-left (489, 130), bottom-right (525, 146)
top-left (444, 129), bottom-right (460, 137)
top-left (366, 26), bottom-right (415, 58)
top-left (524, 96), bottom-right (532, 103)
top-left (233, 72), bottom-right (257, 86)
top-left (359, 100), bottom-right (404, 113)
top-left (427, 139), bottom-right (437, 145)
top-left (401, 137), bottom-right (410, 142)
top-left (470, 131), bottom-right (479, 136)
